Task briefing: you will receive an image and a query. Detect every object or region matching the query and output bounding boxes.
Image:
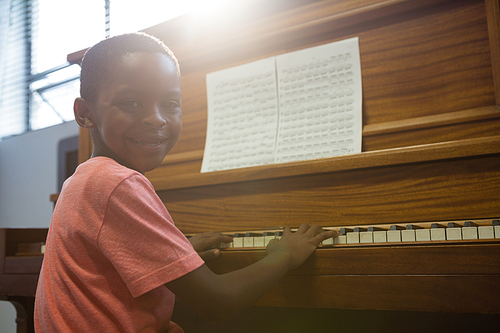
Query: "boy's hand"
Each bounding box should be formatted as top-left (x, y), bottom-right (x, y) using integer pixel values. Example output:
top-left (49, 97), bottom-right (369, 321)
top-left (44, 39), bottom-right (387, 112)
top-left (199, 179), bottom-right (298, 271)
top-left (266, 223), bottom-right (338, 270)
top-left (188, 231), bottom-right (233, 261)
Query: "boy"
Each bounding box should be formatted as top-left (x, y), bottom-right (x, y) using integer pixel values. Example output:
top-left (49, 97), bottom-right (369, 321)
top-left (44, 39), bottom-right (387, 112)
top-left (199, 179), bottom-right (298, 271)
top-left (34, 32), bottom-right (337, 332)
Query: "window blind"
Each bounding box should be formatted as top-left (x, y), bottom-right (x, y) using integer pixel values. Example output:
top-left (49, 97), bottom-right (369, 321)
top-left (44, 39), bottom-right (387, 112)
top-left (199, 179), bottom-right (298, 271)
top-left (0, 0), bottom-right (34, 139)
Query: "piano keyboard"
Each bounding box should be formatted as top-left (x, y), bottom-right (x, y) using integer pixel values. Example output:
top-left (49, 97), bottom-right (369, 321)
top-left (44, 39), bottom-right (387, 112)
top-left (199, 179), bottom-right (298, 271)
top-left (202, 219), bottom-right (500, 250)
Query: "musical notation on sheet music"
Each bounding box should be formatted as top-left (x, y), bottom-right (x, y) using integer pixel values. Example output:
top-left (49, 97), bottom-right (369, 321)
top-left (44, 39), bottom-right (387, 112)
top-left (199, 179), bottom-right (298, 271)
top-left (275, 38), bottom-right (362, 163)
top-left (203, 58), bottom-right (279, 172)
top-left (202, 37), bottom-right (362, 173)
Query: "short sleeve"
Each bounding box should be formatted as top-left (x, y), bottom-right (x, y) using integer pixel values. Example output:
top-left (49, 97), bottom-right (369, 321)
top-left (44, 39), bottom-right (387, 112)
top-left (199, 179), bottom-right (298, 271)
top-left (97, 173), bottom-right (204, 298)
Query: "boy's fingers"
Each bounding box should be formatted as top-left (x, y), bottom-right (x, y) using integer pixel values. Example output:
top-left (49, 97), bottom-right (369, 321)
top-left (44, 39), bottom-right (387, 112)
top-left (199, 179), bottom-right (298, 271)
top-left (328, 230), bottom-right (340, 241)
top-left (304, 224), bottom-right (324, 237)
top-left (266, 238), bottom-right (279, 247)
top-left (197, 249), bottom-right (220, 261)
top-left (193, 232), bottom-right (233, 249)
top-left (283, 227), bottom-right (293, 236)
top-left (211, 232), bottom-right (233, 241)
top-left (314, 229), bottom-right (339, 243)
top-left (296, 223), bottom-right (310, 233)
top-left (220, 234), bottom-right (234, 243)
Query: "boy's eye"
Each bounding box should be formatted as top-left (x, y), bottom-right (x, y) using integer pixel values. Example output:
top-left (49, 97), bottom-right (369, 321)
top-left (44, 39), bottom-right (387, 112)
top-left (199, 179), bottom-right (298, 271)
top-left (117, 100), bottom-right (142, 112)
top-left (162, 101), bottom-right (181, 110)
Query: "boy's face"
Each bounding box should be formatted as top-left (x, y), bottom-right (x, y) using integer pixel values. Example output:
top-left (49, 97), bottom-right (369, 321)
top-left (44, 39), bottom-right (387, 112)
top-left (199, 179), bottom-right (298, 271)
top-left (86, 52), bottom-right (182, 173)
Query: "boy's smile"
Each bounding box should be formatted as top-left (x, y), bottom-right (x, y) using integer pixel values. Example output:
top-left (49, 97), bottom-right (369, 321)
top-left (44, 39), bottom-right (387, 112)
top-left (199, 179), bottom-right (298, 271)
top-left (78, 52), bottom-right (182, 173)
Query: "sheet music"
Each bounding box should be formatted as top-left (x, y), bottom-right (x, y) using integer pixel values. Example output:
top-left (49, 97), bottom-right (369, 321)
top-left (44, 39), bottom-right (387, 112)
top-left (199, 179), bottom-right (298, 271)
top-left (202, 58), bottom-right (279, 172)
top-left (275, 38), bottom-right (362, 163)
top-left (201, 37), bottom-right (362, 173)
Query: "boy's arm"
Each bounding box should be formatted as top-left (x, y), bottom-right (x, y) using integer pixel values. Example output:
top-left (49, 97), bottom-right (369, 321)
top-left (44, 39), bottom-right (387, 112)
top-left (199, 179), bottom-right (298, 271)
top-left (166, 223), bottom-right (337, 322)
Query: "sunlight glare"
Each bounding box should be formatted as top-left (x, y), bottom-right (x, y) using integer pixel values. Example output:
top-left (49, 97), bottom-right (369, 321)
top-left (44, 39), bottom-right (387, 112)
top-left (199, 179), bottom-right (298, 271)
top-left (111, 0), bottom-right (233, 36)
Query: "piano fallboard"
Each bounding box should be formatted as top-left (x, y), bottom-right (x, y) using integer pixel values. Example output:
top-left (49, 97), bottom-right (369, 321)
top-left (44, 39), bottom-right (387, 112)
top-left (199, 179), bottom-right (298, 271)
top-left (205, 240), bottom-right (500, 313)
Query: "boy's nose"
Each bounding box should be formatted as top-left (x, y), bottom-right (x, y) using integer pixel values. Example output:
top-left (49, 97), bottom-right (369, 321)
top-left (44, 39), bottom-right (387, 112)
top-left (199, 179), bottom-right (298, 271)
top-left (142, 107), bottom-right (166, 129)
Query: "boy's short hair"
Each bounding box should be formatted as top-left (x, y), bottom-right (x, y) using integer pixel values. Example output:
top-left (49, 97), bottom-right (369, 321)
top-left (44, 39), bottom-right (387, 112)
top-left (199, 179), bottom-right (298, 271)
top-left (80, 32), bottom-right (181, 103)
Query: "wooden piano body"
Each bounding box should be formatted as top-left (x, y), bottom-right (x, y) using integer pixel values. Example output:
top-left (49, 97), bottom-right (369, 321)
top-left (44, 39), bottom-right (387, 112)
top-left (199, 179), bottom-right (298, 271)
top-left (69, 0), bottom-right (498, 331)
top-left (0, 228), bottom-right (46, 333)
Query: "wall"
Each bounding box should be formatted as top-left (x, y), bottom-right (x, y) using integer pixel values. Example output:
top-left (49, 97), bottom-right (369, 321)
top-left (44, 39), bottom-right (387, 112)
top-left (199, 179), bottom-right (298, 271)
top-left (0, 120), bottom-right (79, 331)
top-left (0, 121), bottom-right (79, 228)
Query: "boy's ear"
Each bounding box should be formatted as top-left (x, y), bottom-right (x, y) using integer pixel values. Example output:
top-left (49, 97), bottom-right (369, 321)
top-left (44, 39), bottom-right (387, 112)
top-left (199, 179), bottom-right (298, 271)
top-left (74, 97), bottom-right (95, 129)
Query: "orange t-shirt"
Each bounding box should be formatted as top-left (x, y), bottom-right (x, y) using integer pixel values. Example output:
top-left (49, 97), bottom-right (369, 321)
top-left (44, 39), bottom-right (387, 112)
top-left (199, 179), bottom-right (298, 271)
top-left (35, 157), bottom-right (204, 332)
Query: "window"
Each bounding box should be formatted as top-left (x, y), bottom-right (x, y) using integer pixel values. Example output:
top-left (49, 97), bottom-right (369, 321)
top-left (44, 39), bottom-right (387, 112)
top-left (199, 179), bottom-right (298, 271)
top-left (0, 0), bottom-right (103, 139)
top-left (29, 0), bottom-right (105, 130)
top-left (0, 0), bottom-right (230, 141)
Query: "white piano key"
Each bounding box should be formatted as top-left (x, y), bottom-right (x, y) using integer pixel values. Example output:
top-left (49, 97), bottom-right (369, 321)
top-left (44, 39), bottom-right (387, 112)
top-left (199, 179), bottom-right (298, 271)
top-left (243, 237), bottom-right (254, 247)
top-left (346, 232), bottom-right (360, 244)
top-left (401, 230), bottom-right (415, 242)
top-left (233, 237), bottom-right (244, 248)
top-left (220, 241), bottom-right (233, 248)
top-left (335, 235), bottom-right (347, 244)
top-left (431, 223), bottom-right (446, 241)
top-left (430, 229), bottom-right (446, 240)
top-left (446, 229), bottom-right (462, 240)
top-left (478, 226), bottom-right (494, 239)
top-left (415, 229), bottom-right (431, 242)
top-left (373, 231), bottom-right (387, 243)
top-left (322, 237), bottom-right (334, 245)
top-left (336, 228), bottom-right (350, 245)
top-left (462, 227), bottom-right (477, 240)
top-left (253, 236), bottom-right (265, 247)
top-left (462, 221), bottom-right (477, 240)
top-left (494, 220), bottom-right (500, 239)
top-left (446, 223), bottom-right (462, 240)
top-left (359, 231), bottom-right (373, 243)
top-left (387, 226), bottom-right (403, 242)
top-left (387, 231), bottom-right (401, 242)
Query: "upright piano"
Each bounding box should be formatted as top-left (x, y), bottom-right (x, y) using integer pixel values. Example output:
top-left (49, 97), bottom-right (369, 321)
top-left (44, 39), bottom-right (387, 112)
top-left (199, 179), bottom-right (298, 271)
top-left (37, 0), bottom-right (500, 331)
